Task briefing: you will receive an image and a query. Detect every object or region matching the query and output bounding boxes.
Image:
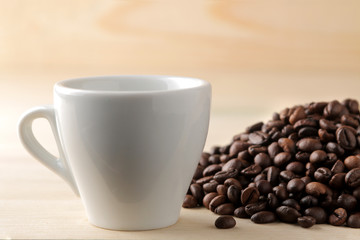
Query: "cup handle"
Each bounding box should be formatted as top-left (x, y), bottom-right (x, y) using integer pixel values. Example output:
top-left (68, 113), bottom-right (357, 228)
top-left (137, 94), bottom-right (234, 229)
top-left (18, 105), bottom-right (79, 196)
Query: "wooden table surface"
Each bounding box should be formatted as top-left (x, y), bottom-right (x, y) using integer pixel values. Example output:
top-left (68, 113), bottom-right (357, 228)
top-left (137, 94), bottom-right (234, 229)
top-left (1, 1), bottom-right (360, 239)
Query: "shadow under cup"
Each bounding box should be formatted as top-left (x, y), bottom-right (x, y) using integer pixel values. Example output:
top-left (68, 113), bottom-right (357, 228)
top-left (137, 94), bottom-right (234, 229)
top-left (54, 76), bottom-right (211, 230)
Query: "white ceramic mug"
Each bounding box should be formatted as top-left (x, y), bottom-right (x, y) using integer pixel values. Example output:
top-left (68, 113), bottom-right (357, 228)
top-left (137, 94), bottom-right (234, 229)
top-left (18, 75), bottom-right (211, 230)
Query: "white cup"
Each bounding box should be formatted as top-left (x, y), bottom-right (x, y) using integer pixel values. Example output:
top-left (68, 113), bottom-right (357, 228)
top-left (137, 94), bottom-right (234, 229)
top-left (18, 75), bottom-right (211, 230)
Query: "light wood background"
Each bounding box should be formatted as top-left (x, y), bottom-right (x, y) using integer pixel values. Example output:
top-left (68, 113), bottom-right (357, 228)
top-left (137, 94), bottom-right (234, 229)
top-left (1, 0), bottom-right (360, 239)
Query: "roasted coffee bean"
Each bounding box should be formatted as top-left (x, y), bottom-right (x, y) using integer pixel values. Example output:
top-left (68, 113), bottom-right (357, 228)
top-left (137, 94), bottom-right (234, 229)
top-left (304, 207), bottom-right (327, 224)
top-left (222, 159), bottom-right (243, 171)
top-left (200, 152), bottom-right (211, 166)
top-left (353, 186), bottom-right (360, 200)
top-left (220, 144), bottom-right (231, 154)
top-left (238, 150), bottom-right (252, 161)
top-left (324, 100), bottom-right (348, 119)
top-left (274, 152), bottom-right (292, 167)
top-left (190, 183), bottom-right (204, 203)
top-left (287, 178), bottom-right (305, 193)
top-left (319, 119), bottom-right (337, 132)
top-left (298, 127), bottom-right (318, 138)
top-left (251, 211), bottom-right (277, 224)
top-left (344, 155), bottom-right (360, 170)
top-left (326, 142), bottom-right (345, 156)
top-left (278, 138), bottom-right (296, 153)
top-left (215, 203), bottom-right (235, 215)
top-left (300, 195), bottom-right (318, 208)
top-left (208, 154), bottom-right (221, 164)
top-left (267, 193), bottom-right (280, 209)
top-left (245, 201), bottom-right (267, 216)
top-left (282, 199), bottom-right (301, 211)
top-left (289, 106), bottom-right (306, 125)
top-left (249, 131), bottom-right (270, 145)
top-left (294, 118), bottom-right (317, 130)
top-left (273, 186), bottom-right (289, 201)
top-left (216, 184), bottom-right (228, 195)
top-left (306, 182), bottom-right (328, 197)
top-left (219, 154), bottom-right (230, 163)
top-left (256, 180), bottom-right (272, 195)
top-left (282, 125), bottom-right (295, 137)
top-left (203, 192), bottom-right (218, 209)
top-left (347, 213), bottom-right (360, 228)
top-left (337, 194), bottom-right (357, 211)
top-left (202, 164), bottom-right (222, 177)
top-left (286, 162), bottom-right (305, 174)
top-left (336, 126), bottom-right (357, 150)
top-left (203, 180), bottom-right (219, 193)
top-left (276, 206), bottom-right (301, 223)
top-left (254, 153), bottom-right (271, 168)
top-left (301, 176), bottom-right (312, 185)
top-left (343, 99), bottom-right (360, 114)
top-left (183, 195), bottom-right (198, 208)
top-left (254, 173), bottom-right (266, 183)
top-left (209, 195), bottom-right (227, 212)
top-left (329, 208), bottom-right (347, 226)
top-left (345, 168), bottom-right (360, 188)
top-left (329, 173), bottom-right (346, 189)
top-left (267, 166), bottom-right (280, 186)
top-left (241, 164), bottom-right (262, 177)
top-left (331, 160), bottom-right (345, 174)
top-left (295, 151), bottom-right (310, 163)
top-left (341, 114), bottom-right (359, 128)
top-left (268, 142), bottom-right (282, 159)
top-left (227, 185), bottom-right (241, 204)
top-left (248, 145), bottom-right (268, 156)
top-left (193, 165), bottom-right (204, 180)
top-left (308, 102), bottom-right (328, 114)
top-left (229, 140), bottom-right (249, 157)
top-left (224, 178), bottom-right (242, 189)
top-left (234, 206), bottom-right (249, 218)
top-left (314, 167), bottom-right (332, 183)
top-left (325, 153), bottom-right (337, 166)
top-left (215, 216), bottom-right (236, 229)
top-left (309, 150), bottom-right (327, 164)
top-left (246, 121), bottom-right (264, 133)
top-left (241, 187), bottom-right (260, 205)
top-left (318, 129), bottom-right (335, 142)
top-left (297, 138), bottom-right (322, 152)
top-left (279, 170), bottom-right (296, 182)
top-left (305, 162), bottom-right (315, 177)
top-left (213, 169), bottom-right (238, 183)
top-left (195, 176), bottom-right (213, 185)
top-left (297, 216), bottom-right (316, 228)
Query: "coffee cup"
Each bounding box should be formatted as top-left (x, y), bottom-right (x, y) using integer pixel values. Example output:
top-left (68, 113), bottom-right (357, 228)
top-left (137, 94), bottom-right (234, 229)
top-left (18, 75), bottom-right (211, 230)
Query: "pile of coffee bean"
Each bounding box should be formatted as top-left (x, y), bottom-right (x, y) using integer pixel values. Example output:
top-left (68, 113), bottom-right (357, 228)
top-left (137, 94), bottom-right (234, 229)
top-left (183, 99), bottom-right (360, 229)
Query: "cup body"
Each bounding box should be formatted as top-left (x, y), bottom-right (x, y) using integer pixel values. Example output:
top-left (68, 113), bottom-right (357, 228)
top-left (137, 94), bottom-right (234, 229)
top-left (54, 75), bottom-right (211, 230)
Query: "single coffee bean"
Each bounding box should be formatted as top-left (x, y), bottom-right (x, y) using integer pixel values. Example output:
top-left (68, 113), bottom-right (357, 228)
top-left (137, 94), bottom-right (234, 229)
top-left (210, 146), bottom-right (221, 155)
top-left (203, 192), bottom-right (218, 209)
top-left (305, 162), bottom-right (315, 177)
top-left (304, 207), bottom-right (327, 224)
top-left (282, 199), bottom-right (301, 211)
top-left (324, 100), bottom-right (348, 119)
top-left (289, 106), bottom-right (306, 125)
top-left (345, 168), bottom-right (360, 188)
top-left (297, 138), bottom-right (322, 152)
top-left (329, 173), bottom-right (346, 189)
top-left (305, 182), bottom-right (328, 197)
top-left (234, 206), bottom-right (249, 218)
top-left (227, 185), bottom-right (241, 204)
top-left (282, 125), bottom-right (295, 137)
top-left (273, 186), bottom-right (289, 201)
top-left (325, 153), bottom-right (338, 167)
top-left (268, 142), bottom-right (282, 159)
top-left (326, 142), bottom-right (345, 156)
top-left (216, 184), bottom-right (228, 195)
top-left (294, 118), bottom-right (318, 130)
top-left (300, 195), bottom-right (318, 208)
top-left (208, 154), bottom-right (221, 164)
top-left (301, 176), bottom-right (312, 185)
top-left (215, 216), bottom-right (236, 229)
top-left (319, 118), bottom-right (337, 132)
top-left (267, 166), bottom-right (281, 186)
top-left (344, 155), bottom-right (360, 170)
top-left (298, 127), bottom-right (318, 138)
top-left (190, 183), bottom-right (204, 203)
top-left (337, 194), bottom-right (357, 212)
top-left (256, 180), bottom-right (272, 195)
top-left (343, 99), bottom-right (360, 114)
top-left (353, 186), bottom-right (360, 200)
top-left (286, 162), bottom-right (305, 174)
top-left (213, 169), bottom-right (238, 183)
top-left (229, 140), bottom-right (249, 157)
top-left (241, 187), bottom-right (260, 205)
top-left (276, 206), bottom-right (301, 223)
top-left (274, 152), bottom-right (292, 167)
top-left (193, 165), bottom-right (204, 180)
top-left (267, 193), bottom-right (279, 209)
top-left (336, 126), bottom-right (357, 150)
top-left (287, 178), bottom-right (305, 193)
top-left (209, 195), bottom-right (227, 212)
top-left (341, 114), bottom-right (359, 128)
top-left (224, 178), bottom-right (242, 189)
top-left (248, 145), bottom-right (267, 156)
top-left (309, 150), bottom-right (327, 164)
top-left (254, 153), bottom-right (271, 168)
top-left (222, 159), bottom-right (243, 171)
top-left (314, 167), bottom-right (332, 183)
top-left (241, 164), bottom-right (262, 177)
top-left (246, 121), bottom-right (264, 133)
top-left (220, 144), bottom-right (231, 155)
top-left (329, 208), bottom-right (347, 226)
top-left (245, 201), bottom-right (267, 216)
top-left (318, 129), bottom-right (335, 142)
top-left (297, 216), bottom-right (316, 228)
top-left (195, 176), bottom-right (213, 185)
top-left (331, 160), bottom-right (345, 174)
top-left (238, 150), bottom-right (252, 161)
top-left (182, 194), bottom-right (198, 208)
top-left (254, 173), bottom-right (266, 183)
top-left (203, 180), bottom-right (219, 193)
top-left (347, 213), bottom-right (360, 228)
top-left (203, 164), bottom-right (222, 177)
top-left (280, 170), bottom-right (296, 182)
top-left (278, 138), bottom-right (296, 153)
top-left (215, 203), bottom-right (235, 215)
top-left (200, 152), bottom-right (210, 166)
top-left (219, 154), bottom-right (230, 163)
top-left (251, 211), bottom-right (277, 224)
top-left (308, 102), bottom-right (328, 114)
top-left (296, 151), bottom-right (310, 163)
top-left (249, 131), bottom-right (270, 145)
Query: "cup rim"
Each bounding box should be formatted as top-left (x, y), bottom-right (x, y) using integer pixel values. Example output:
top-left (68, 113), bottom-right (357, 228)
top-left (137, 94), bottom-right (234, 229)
top-left (55, 75), bottom-right (210, 96)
